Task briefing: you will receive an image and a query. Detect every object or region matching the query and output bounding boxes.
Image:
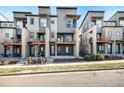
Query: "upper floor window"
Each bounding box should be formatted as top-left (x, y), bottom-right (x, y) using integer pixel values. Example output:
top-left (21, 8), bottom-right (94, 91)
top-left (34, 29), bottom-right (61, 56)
top-left (40, 34), bottom-right (45, 41)
top-left (9, 24), bottom-right (13, 27)
top-left (30, 32), bottom-right (34, 39)
top-left (73, 19), bottom-right (76, 28)
top-left (3, 24), bottom-right (7, 27)
top-left (5, 33), bottom-right (9, 38)
top-left (120, 20), bottom-right (124, 26)
top-left (50, 32), bottom-right (54, 38)
top-left (91, 19), bottom-right (102, 27)
top-left (30, 18), bottom-right (34, 25)
top-left (66, 19), bottom-right (73, 28)
top-left (65, 35), bottom-right (73, 42)
top-left (108, 31), bottom-right (112, 37)
top-left (116, 31), bottom-right (120, 37)
top-left (40, 18), bottom-right (47, 27)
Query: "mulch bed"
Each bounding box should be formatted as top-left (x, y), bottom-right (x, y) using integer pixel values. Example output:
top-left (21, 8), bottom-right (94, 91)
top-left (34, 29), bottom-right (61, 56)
top-left (54, 59), bottom-right (84, 63)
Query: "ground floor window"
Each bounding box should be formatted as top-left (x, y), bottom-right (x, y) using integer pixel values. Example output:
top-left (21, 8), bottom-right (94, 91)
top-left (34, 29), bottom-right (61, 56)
top-left (97, 44), bottom-right (105, 54)
top-left (107, 44), bottom-right (112, 54)
top-left (29, 45), bottom-right (35, 57)
top-left (116, 43), bottom-right (120, 54)
top-left (57, 45), bottom-right (73, 56)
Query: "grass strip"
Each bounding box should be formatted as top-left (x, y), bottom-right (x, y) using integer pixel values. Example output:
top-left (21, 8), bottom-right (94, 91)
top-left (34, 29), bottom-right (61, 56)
top-left (0, 62), bottom-right (124, 75)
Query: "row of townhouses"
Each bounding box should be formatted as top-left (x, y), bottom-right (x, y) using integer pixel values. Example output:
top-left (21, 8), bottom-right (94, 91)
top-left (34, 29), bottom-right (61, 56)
top-left (0, 6), bottom-right (124, 62)
top-left (0, 6), bottom-right (80, 61)
top-left (80, 11), bottom-right (124, 57)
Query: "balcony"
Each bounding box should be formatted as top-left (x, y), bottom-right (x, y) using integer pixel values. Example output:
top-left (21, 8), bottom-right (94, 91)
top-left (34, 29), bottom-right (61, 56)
top-left (97, 38), bottom-right (112, 43)
top-left (29, 39), bottom-right (45, 45)
top-left (3, 39), bottom-right (21, 46)
top-left (56, 39), bottom-right (75, 45)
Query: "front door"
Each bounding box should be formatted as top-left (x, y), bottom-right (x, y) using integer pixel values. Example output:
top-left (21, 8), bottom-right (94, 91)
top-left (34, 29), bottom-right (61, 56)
top-left (50, 44), bottom-right (55, 56)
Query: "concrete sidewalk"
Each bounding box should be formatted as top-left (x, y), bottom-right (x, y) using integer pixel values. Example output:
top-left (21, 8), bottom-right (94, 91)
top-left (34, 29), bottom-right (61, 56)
top-left (0, 59), bottom-right (124, 69)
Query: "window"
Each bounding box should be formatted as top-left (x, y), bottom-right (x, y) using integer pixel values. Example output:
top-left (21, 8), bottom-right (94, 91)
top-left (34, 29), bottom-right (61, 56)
top-left (66, 19), bottom-right (73, 28)
top-left (58, 46), bottom-right (61, 52)
top-left (51, 46), bottom-right (54, 55)
top-left (41, 47), bottom-right (43, 52)
top-left (97, 44), bottom-right (105, 54)
top-left (91, 20), bottom-right (96, 26)
top-left (66, 47), bottom-right (69, 53)
top-left (73, 19), bottom-right (76, 28)
top-left (51, 32), bottom-right (54, 38)
top-left (108, 31), bottom-right (112, 37)
top-left (30, 32), bottom-right (34, 39)
top-left (91, 19), bottom-right (102, 27)
top-left (40, 18), bottom-right (47, 27)
top-left (40, 35), bottom-right (45, 41)
top-left (30, 18), bottom-right (34, 25)
top-left (9, 24), bottom-right (12, 27)
top-left (4, 24), bottom-right (7, 27)
top-left (120, 20), bottom-right (124, 26)
top-left (97, 33), bottom-right (101, 40)
top-left (65, 35), bottom-right (73, 42)
top-left (51, 20), bottom-right (55, 24)
top-left (16, 25), bottom-right (20, 29)
top-left (107, 44), bottom-right (112, 54)
top-left (116, 43), bottom-right (120, 54)
top-left (96, 20), bottom-right (102, 27)
top-left (116, 31), bottom-right (120, 37)
top-left (5, 33), bottom-right (9, 38)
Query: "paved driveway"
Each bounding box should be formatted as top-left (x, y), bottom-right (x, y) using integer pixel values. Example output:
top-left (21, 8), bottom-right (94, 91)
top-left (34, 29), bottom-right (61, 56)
top-left (0, 70), bottom-right (124, 87)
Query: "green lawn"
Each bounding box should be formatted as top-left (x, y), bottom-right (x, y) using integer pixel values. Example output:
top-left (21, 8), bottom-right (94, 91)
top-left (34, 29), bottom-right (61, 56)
top-left (0, 62), bottom-right (124, 75)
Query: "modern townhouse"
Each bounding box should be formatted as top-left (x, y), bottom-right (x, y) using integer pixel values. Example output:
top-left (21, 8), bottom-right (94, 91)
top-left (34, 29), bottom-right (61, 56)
top-left (0, 14), bottom-right (17, 58)
top-left (80, 11), bottom-right (124, 57)
top-left (0, 6), bottom-right (80, 62)
top-left (21, 6), bottom-right (80, 61)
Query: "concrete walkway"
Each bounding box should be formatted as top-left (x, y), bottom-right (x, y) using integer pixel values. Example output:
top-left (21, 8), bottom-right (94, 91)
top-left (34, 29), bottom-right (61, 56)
top-left (0, 59), bottom-right (124, 68)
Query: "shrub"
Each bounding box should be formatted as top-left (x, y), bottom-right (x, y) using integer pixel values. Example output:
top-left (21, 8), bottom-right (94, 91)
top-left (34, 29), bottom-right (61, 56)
top-left (84, 54), bottom-right (104, 61)
top-left (96, 55), bottom-right (104, 61)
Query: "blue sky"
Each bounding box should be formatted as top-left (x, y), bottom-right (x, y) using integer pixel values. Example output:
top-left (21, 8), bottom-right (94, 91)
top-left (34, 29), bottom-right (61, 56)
top-left (0, 6), bottom-right (124, 27)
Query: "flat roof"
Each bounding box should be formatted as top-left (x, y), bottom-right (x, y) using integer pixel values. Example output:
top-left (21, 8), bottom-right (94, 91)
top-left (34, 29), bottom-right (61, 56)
top-left (13, 11), bottom-right (32, 14)
top-left (57, 7), bottom-right (77, 9)
top-left (38, 6), bottom-right (50, 8)
top-left (0, 21), bottom-right (14, 23)
top-left (79, 11), bottom-right (105, 29)
top-left (109, 11), bottom-right (124, 21)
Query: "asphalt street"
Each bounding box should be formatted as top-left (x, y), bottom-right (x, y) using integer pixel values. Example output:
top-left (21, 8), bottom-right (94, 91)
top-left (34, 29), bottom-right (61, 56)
top-left (0, 69), bottom-right (124, 87)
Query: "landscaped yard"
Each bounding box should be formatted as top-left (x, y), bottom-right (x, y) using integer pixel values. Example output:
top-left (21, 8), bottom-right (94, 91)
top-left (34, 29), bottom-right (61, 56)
top-left (0, 62), bottom-right (124, 75)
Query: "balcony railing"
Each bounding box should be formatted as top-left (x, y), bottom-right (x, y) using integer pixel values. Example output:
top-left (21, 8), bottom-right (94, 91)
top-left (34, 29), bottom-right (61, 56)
top-left (97, 38), bottom-right (112, 43)
top-left (3, 39), bottom-right (21, 45)
top-left (56, 39), bottom-right (75, 45)
top-left (32, 39), bottom-right (45, 45)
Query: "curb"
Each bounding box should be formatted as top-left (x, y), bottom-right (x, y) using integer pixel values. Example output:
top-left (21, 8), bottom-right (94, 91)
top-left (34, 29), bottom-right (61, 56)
top-left (0, 68), bottom-right (124, 77)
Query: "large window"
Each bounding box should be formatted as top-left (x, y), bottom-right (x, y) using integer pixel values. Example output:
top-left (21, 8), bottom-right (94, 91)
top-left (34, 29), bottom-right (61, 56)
top-left (108, 31), bottom-right (112, 38)
top-left (50, 32), bottom-right (54, 39)
top-left (66, 19), bottom-right (73, 28)
top-left (120, 20), bottom-right (124, 26)
top-left (107, 44), bottom-right (112, 54)
top-left (97, 44), bottom-right (105, 54)
top-left (30, 18), bottom-right (34, 25)
top-left (40, 34), bottom-right (45, 41)
top-left (116, 43), bottom-right (120, 54)
top-left (91, 19), bottom-right (102, 27)
top-left (65, 35), bottom-right (73, 42)
top-left (40, 18), bottom-right (47, 27)
top-left (5, 33), bottom-right (9, 38)
top-left (116, 31), bottom-right (120, 37)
